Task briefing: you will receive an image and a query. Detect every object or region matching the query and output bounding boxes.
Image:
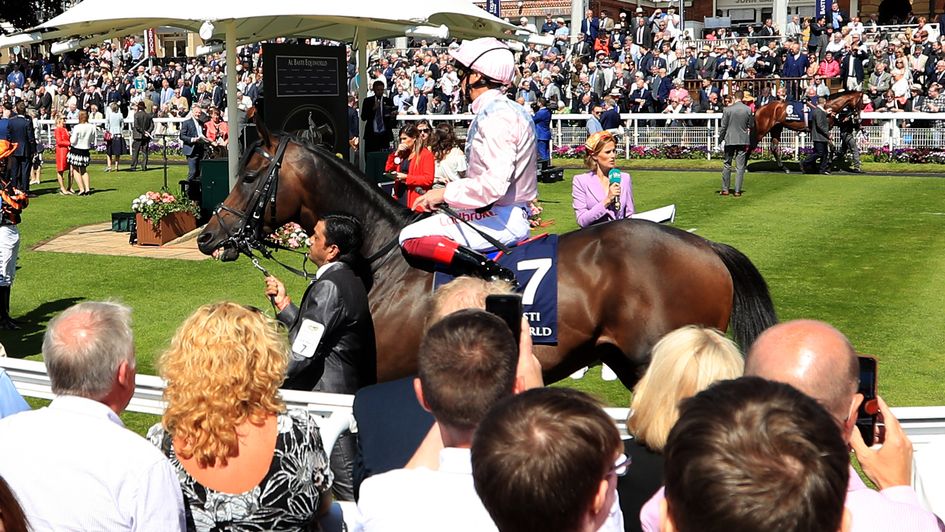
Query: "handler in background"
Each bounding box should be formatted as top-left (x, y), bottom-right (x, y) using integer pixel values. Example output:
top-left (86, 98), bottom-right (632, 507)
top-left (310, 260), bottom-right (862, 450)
top-left (718, 90), bottom-right (754, 197)
top-left (265, 213), bottom-right (376, 502)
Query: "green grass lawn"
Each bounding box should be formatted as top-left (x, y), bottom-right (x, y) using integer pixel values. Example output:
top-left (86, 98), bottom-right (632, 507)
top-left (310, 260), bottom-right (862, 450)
top-left (4, 162), bottom-right (945, 433)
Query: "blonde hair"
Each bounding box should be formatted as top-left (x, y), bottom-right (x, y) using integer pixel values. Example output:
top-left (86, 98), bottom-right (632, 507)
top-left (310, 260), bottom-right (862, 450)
top-left (160, 302), bottom-right (288, 467)
top-left (627, 326), bottom-right (743, 451)
top-left (428, 277), bottom-right (514, 329)
top-left (583, 131), bottom-right (615, 169)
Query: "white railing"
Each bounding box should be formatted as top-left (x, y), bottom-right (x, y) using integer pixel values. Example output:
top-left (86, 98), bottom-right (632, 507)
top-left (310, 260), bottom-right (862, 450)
top-left (5, 355), bottom-right (945, 507)
top-left (0, 357), bottom-right (358, 530)
top-left (398, 112), bottom-right (945, 158)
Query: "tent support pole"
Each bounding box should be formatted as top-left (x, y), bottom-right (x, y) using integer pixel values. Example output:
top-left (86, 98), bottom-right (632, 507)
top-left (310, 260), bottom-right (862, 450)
top-left (226, 20), bottom-right (239, 189)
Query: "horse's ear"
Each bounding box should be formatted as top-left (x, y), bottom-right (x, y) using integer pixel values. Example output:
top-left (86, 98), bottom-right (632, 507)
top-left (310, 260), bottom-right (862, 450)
top-left (254, 110), bottom-right (272, 147)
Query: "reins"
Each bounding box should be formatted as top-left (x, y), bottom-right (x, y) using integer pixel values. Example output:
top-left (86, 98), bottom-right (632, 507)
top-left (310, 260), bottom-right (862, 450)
top-left (214, 135), bottom-right (420, 279)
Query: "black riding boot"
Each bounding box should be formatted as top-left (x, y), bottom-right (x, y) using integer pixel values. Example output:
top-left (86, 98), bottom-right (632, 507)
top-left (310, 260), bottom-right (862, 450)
top-left (0, 286), bottom-right (20, 330)
top-left (450, 246), bottom-right (518, 288)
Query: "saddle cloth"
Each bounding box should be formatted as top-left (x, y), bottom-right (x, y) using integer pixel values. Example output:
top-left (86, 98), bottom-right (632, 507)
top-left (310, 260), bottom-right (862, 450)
top-left (434, 234), bottom-right (559, 344)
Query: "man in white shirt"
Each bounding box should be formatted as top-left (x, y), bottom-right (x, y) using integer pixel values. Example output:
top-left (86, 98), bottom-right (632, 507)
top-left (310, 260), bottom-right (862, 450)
top-left (355, 309), bottom-right (521, 532)
top-left (0, 302), bottom-right (186, 531)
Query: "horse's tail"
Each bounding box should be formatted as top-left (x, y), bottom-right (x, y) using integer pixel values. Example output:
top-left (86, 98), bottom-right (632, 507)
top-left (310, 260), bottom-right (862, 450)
top-left (709, 241), bottom-right (778, 350)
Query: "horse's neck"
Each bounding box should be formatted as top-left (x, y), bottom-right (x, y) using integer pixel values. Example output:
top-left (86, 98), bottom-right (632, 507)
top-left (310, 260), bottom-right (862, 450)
top-left (315, 161), bottom-right (410, 258)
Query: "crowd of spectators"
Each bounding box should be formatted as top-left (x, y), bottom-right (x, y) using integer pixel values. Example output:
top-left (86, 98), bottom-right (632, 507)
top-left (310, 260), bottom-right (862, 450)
top-left (1, 9), bottom-right (944, 155)
top-left (0, 37), bottom-right (259, 124)
top-left (360, 8), bottom-right (945, 124)
top-left (2, 290), bottom-right (944, 531)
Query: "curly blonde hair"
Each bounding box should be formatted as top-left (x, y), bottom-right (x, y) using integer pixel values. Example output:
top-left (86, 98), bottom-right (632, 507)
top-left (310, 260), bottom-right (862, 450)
top-left (160, 302), bottom-right (288, 467)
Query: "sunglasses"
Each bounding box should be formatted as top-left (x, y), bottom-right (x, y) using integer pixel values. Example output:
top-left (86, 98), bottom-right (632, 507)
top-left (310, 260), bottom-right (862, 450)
top-left (611, 454), bottom-right (632, 477)
top-left (417, 128), bottom-right (430, 134)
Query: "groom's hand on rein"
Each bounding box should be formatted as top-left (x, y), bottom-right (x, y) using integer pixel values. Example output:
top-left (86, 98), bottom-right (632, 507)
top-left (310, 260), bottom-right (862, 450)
top-left (265, 276), bottom-right (290, 312)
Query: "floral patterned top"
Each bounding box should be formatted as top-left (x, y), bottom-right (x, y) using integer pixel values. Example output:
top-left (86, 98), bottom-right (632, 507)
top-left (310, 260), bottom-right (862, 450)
top-left (147, 409), bottom-right (333, 532)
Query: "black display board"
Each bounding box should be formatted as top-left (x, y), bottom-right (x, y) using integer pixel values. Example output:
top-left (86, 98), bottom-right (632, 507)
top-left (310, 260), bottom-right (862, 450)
top-left (263, 44), bottom-right (348, 157)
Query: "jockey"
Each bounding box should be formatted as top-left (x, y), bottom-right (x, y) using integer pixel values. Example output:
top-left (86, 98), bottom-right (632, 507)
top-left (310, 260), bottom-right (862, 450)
top-left (398, 38), bottom-right (538, 284)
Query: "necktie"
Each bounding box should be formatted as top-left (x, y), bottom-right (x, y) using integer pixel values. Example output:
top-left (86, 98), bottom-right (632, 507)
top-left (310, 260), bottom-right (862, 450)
top-left (374, 98), bottom-right (383, 132)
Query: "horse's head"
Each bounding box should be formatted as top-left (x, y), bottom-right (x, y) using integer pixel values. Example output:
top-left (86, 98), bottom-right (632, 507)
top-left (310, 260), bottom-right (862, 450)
top-left (197, 119), bottom-right (306, 261)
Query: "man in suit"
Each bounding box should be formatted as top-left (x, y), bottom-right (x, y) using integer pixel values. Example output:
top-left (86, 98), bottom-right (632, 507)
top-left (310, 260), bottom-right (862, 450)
top-left (718, 90), bottom-right (754, 196)
top-left (266, 213), bottom-right (376, 501)
top-left (782, 42), bottom-right (810, 99)
top-left (7, 102), bottom-right (35, 195)
top-left (571, 33), bottom-right (593, 64)
top-left (803, 100), bottom-right (832, 174)
top-left (360, 80), bottom-right (397, 154)
top-left (840, 44), bottom-right (867, 91)
top-left (628, 76), bottom-right (651, 113)
top-left (129, 101), bottom-right (154, 171)
top-left (648, 67), bottom-right (672, 112)
top-left (179, 103), bottom-right (209, 182)
top-left (631, 11), bottom-right (653, 50)
top-left (581, 9), bottom-right (600, 42)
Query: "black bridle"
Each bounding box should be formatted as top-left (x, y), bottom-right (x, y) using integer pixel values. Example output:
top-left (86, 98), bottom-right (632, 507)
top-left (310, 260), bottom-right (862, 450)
top-left (212, 136), bottom-right (316, 279)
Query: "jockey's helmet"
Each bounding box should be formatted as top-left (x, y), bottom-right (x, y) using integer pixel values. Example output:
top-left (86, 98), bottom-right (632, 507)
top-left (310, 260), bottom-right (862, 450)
top-left (450, 38), bottom-right (516, 85)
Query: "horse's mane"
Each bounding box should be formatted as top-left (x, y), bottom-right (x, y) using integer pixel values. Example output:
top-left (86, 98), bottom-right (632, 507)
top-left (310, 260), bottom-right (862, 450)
top-left (277, 132), bottom-right (413, 225)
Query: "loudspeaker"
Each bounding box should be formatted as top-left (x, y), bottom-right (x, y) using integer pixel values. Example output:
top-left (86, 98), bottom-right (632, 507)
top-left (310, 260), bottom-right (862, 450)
top-left (262, 44), bottom-right (348, 157)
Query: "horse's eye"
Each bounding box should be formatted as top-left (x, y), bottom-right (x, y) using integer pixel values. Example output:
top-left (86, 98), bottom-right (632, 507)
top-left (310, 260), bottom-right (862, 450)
top-left (243, 171), bottom-right (259, 182)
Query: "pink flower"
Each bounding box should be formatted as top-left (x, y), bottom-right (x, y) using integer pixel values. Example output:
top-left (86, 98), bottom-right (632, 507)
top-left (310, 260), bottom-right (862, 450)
top-left (288, 238), bottom-right (299, 248)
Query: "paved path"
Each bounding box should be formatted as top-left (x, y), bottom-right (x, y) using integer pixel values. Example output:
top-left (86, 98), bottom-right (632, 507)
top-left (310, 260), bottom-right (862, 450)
top-left (34, 223), bottom-right (208, 261)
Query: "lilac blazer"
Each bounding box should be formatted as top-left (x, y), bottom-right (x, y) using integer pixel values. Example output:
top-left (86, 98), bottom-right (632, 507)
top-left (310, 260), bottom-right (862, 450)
top-left (572, 170), bottom-right (635, 228)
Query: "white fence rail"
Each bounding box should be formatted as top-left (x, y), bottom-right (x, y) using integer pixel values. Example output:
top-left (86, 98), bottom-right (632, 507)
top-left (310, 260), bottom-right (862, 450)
top-left (30, 112), bottom-right (945, 160)
top-left (6, 356), bottom-right (945, 515)
top-left (399, 112), bottom-right (945, 159)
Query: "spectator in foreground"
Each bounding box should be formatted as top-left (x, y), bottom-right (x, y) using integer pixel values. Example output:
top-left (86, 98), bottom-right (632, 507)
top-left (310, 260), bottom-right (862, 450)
top-left (744, 320), bottom-right (944, 531)
top-left (0, 367), bottom-right (29, 418)
top-left (660, 377), bottom-right (851, 532)
top-left (620, 326), bottom-right (743, 532)
top-left (148, 302), bottom-right (333, 530)
top-left (472, 387), bottom-right (623, 532)
top-left (572, 131), bottom-right (634, 227)
top-left (643, 319), bottom-right (945, 532)
top-left (355, 309), bottom-right (521, 531)
top-left (0, 475), bottom-right (29, 532)
top-left (0, 302), bottom-right (186, 531)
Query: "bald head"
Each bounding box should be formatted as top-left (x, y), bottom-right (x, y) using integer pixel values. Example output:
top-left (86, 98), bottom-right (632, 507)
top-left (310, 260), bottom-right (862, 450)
top-left (746, 320), bottom-right (859, 425)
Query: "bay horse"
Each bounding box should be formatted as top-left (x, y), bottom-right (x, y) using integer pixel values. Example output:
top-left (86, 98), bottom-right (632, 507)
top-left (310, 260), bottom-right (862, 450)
top-left (196, 124), bottom-right (778, 389)
top-left (750, 91), bottom-right (865, 172)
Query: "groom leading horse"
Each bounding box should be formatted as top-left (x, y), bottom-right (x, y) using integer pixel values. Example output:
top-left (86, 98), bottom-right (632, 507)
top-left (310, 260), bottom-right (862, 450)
top-left (750, 91), bottom-right (866, 172)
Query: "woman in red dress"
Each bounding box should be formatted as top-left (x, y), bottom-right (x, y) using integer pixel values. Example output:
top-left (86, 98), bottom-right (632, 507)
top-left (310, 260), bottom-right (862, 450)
top-left (54, 116), bottom-right (73, 195)
top-left (384, 124), bottom-right (434, 212)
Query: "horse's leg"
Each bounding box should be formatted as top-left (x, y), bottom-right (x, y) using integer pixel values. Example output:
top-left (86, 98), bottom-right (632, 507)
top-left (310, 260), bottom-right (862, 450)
top-left (771, 125), bottom-right (788, 173)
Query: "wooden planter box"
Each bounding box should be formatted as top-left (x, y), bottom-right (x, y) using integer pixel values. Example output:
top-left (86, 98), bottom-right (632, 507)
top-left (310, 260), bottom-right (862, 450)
top-left (135, 212), bottom-right (197, 246)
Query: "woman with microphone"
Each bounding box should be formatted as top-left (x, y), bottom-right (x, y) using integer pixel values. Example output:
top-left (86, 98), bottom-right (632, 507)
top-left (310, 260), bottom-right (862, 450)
top-left (571, 131), bottom-right (634, 227)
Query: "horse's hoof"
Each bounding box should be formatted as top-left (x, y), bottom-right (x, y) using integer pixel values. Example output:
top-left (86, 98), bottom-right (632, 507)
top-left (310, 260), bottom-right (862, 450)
top-left (783, 168), bottom-right (791, 174)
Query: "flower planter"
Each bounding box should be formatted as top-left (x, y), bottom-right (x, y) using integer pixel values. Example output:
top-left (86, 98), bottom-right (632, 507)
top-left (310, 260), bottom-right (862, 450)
top-left (135, 212), bottom-right (197, 246)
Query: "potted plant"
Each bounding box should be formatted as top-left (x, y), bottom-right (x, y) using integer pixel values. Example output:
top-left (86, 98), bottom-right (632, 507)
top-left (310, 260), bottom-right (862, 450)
top-left (131, 191), bottom-right (200, 246)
